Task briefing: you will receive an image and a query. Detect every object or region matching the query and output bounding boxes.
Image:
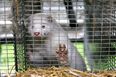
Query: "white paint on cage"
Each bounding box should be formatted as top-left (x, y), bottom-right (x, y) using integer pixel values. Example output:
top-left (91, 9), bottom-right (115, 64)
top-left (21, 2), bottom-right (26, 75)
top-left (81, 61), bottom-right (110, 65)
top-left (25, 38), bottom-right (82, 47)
top-left (0, 21), bottom-right (13, 38)
top-left (43, 6), bottom-right (66, 11)
top-left (0, 21), bottom-right (12, 25)
top-left (68, 31), bottom-right (84, 39)
top-left (0, 7), bottom-right (11, 11)
top-left (77, 19), bottom-right (84, 23)
top-left (0, 33), bottom-right (13, 38)
top-left (42, 0), bottom-right (85, 25)
top-left (56, 20), bottom-right (69, 24)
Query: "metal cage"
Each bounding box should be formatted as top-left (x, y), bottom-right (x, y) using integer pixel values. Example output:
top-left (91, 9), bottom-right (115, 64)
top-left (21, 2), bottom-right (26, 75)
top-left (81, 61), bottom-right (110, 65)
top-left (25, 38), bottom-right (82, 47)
top-left (0, 0), bottom-right (116, 76)
top-left (85, 0), bottom-right (116, 70)
top-left (13, 0), bottom-right (87, 71)
top-left (13, 0), bottom-right (116, 71)
top-left (0, 0), bottom-right (15, 77)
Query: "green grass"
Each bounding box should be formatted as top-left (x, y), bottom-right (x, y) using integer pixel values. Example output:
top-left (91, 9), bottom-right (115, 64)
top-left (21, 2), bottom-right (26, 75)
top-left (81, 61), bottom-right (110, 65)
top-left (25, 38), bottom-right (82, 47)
top-left (74, 42), bottom-right (91, 70)
top-left (74, 42), bottom-right (84, 57)
top-left (0, 44), bottom-right (15, 73)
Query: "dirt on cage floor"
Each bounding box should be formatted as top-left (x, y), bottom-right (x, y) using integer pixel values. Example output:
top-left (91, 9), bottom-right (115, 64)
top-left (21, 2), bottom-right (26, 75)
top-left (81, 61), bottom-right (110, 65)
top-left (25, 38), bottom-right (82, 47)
top-left (10, 66), bottom-right (115, 77)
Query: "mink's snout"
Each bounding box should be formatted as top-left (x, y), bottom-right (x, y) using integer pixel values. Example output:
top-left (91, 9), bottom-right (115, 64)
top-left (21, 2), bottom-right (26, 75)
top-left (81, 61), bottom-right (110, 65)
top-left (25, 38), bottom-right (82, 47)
top-left (34, 32), bottom-right (40, 36)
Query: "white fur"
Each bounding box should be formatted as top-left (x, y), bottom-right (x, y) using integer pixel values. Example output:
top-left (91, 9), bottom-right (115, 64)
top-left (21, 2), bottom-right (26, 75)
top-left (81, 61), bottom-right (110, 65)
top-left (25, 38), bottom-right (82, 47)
top-left (27, 13), bottom-right (86, 70)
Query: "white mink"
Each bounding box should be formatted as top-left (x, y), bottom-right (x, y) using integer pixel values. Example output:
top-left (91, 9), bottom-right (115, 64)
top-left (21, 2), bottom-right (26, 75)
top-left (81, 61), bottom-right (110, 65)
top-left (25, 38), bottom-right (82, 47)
top-left (27, 13), bottom-right (86, 70)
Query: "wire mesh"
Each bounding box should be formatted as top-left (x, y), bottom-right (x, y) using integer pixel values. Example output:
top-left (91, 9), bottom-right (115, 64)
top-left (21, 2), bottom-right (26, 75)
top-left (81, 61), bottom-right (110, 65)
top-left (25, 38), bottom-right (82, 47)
top-left (85, 0), bottom-right (116, 71)
top-left (0, 0), bottom-right (15, 77)
top-left (13, 0), bottom-right (86, 71)
top-left (12, 0), bottom-right (27, 72)
top-left (0, 0), bottom-right (116, 76)
top-left (13, 0), bottom-right (116, 72)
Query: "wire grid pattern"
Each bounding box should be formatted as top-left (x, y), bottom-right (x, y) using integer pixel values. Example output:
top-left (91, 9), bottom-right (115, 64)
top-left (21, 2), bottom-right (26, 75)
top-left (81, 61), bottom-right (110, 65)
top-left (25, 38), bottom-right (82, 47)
top-left (12, 0), bottom-right (27, 72)
top-left (0, 0), bottom-right (15, 77)
top-left (85, 0), bottom-right (116, 70)
top-left (14, 0), bottom-right (86, 71)
top-left (0, 1), bottom-right (115, 76)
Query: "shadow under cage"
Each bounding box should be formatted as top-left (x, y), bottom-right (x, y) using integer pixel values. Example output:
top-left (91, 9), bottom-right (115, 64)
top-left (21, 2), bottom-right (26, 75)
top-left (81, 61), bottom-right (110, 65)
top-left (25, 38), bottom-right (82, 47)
top-left (11, 0), bottom-right (116, 73)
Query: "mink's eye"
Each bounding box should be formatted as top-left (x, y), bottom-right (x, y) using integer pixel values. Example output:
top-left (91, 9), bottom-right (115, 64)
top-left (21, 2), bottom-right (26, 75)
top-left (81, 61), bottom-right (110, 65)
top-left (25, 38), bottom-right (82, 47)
top-left (42, 25), bottom-right (45, 29)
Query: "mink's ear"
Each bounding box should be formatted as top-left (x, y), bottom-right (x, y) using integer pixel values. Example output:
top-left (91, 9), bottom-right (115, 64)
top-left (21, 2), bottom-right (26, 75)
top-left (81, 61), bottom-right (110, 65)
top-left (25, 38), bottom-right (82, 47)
top-left (47, 15), bottom-right (53, 23)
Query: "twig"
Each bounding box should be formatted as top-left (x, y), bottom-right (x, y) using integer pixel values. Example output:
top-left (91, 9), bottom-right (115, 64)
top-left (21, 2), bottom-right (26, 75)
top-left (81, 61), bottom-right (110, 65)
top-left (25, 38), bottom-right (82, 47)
top-left (68, 70), bottom-right (82, 77)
